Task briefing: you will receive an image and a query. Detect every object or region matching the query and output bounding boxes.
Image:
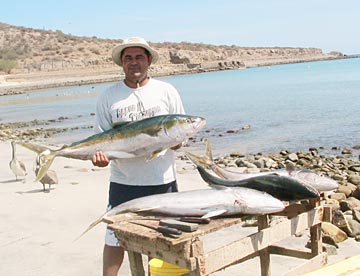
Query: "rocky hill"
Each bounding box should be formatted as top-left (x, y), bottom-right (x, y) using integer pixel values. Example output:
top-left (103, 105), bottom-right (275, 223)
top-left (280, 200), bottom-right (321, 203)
top-left (0, 22), bottom-right (345, 92)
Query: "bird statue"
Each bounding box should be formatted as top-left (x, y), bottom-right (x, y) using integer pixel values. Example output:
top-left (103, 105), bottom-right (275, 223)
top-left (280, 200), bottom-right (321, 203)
top-left (9, 141), bottom-right (27, 181)
top-left (34, 155), bottom-right (58, 191)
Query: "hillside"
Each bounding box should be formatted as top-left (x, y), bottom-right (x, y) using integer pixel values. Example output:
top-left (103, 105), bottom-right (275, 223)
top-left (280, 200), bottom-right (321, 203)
top-left (0, 22), bottom-right (344, 93)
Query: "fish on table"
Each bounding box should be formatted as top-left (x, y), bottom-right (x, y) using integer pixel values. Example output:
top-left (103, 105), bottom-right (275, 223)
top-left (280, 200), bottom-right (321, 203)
top-left (186, 138), bottom-right (338, 193)
top-left (9, 140), bottom-right (27, 181)
top-left (17, 114), bottom-right (206, 182)
top-left (194, 165), bottom-right (319, 201)
top-left (78, 186), bottom-right (285, 239)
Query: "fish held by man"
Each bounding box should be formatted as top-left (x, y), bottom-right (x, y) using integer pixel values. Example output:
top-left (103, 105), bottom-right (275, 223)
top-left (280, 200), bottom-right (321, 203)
top-left (18, 114), bottom-right (206, 182)
top-left (78, 186), bottom-right (285, 239)
top-left (186, 138), bottom-right (338, 192)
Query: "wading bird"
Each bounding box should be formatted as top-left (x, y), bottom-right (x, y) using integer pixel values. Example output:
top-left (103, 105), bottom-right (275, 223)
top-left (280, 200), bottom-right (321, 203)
top-left (9, 141), bottom-right (27, 181)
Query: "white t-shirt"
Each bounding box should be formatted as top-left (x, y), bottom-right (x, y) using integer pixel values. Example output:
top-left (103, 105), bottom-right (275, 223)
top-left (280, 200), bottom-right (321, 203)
top-left (94, 78), bottom-right (185, 185)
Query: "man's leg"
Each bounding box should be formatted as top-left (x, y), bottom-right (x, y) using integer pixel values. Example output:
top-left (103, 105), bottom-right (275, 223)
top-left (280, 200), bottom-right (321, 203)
top-left (103, 244), bottom-right (124, 276)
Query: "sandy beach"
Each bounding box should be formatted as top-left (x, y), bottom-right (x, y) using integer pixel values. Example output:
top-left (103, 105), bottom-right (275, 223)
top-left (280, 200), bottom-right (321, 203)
top-left (0, 140), bottom-right (209, 276)
top-left (1, 140), bottom-right (360, 276)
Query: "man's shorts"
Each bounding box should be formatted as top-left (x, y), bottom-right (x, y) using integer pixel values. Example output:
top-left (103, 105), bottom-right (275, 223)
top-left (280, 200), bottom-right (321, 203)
top-left (105, 180), bottom-right (178, 247)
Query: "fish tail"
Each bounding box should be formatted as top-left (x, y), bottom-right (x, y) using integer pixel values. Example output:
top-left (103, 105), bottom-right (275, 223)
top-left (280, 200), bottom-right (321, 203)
top-left (74, 216), bottom-right (105, 242)
top-left (185, 138), bottom-right (214, 168)
top-left (17, 141), bottom-right (57, 182)
top-left (34, 155), bottom-right (55, 182)
top-left (17, 141), bottom-right (50, 154)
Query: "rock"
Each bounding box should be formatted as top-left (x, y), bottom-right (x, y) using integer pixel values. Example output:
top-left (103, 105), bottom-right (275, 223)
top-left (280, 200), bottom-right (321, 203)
top-left (352, 187), bottom-right (360, 200)
top-left (253, 159), bottom-right (265, 169)
top-left (329, 192), bottom-right (347, 201)
top-left (337, 185), bottom-right (353, 197)
top-left (322, 243), bottom-right (338, 254)
top-left (353, 209), bottom-right (360, 223)
top-left (348, 174), bottom-right (360, 185)
top-left (341, 148), bottom-right (353, 155)
top-left (346, 218), bottom-right (360, 237)
top-left (235, 159), bottom-right (257, 169)
top-left (322, 236), bottom-right (339, 249)
top-left (349, 165), bottom-right (360, 173)
top-left (332, 210), bottom-right (352, 236)
top-left (321, 222), bottom-right (348, 243)
top-left (287, 152), bottom-right (298, 162)
top-left (340, 197), bottom-right (360, 212)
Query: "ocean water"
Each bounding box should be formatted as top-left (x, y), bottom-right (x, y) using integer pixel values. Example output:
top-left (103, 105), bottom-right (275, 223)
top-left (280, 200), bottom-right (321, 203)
top-left (1, 58), bottom-right (359, 156)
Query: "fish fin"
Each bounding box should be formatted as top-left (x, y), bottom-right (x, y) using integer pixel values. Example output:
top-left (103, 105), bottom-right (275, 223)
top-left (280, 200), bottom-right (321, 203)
top-left (201, 209), bottom-right (227, 218)
top-left (34, 152), bottom-right (56, 182)
top-left (185, 151), bottom-right (212, 169)
top-left (202, 137), bottom-right (213, 161)
top-left (17, 141), bottom-right (58, 182)
top-left (74, 215), bottom-right (106, 242)
top-left (185, 138), bottom-right (214, 168)
top-left (146, 149), bottom-right (166, 161)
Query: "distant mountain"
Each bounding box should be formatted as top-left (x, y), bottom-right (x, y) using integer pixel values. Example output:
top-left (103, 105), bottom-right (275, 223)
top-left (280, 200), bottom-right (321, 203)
top-left (0, 22), bottom-right (343, 75)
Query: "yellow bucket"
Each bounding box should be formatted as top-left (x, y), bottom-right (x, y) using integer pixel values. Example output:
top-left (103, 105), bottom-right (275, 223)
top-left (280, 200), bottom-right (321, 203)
top-left (149, 258), bottom-right (190, 276)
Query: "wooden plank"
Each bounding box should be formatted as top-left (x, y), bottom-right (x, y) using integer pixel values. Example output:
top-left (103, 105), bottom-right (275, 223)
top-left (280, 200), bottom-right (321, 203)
top-left (283, 252), bottom-right (328, 276)
top-left (127, 251), bottom-right (145, 276)
top-left (188, 240), bottom-right (205, 276)
top-left (203, 207), bottom-right (323, 274)
top-left (109, 217), bottom-right (241, 270)
top-left (310, 223), bottom-right (322, 256)
top-left (110, 217), bottom-right (242, 246)
top-left (258, 215), bottom-right (271, 276)
top-left (299, 254), bottom-right (360, 276)
top-left (322, 205), bottom-right (332, 223)
top-left (269, 245), bottom-right (313, 259)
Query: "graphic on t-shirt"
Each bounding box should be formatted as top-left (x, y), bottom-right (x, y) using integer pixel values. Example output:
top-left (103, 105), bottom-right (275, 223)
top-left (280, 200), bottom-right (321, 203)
top-left (116, 101), bottom-right (161, 121)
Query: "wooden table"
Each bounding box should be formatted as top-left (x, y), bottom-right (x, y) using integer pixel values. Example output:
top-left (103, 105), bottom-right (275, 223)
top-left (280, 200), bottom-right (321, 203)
top-left (108, 201), bottom-right (327, 276)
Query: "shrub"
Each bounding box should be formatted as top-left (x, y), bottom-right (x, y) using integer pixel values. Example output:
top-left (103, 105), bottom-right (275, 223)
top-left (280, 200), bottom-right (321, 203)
top-left (0, 59), bottom-right (17, 73)
top-left (0, 48), bottom-right (18, 60)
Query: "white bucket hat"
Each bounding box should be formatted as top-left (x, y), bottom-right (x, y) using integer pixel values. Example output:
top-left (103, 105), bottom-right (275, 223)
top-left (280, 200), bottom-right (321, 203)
top-left (112, 37), bottom-right (159, 67)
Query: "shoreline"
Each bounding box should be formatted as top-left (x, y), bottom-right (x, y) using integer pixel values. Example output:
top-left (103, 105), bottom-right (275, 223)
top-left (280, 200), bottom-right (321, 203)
top-left (0, 55), bottom-right (354, 96)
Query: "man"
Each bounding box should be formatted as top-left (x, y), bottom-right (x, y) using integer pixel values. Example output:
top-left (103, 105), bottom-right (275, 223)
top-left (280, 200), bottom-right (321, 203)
top-left (92, 37), bottom-right (185, 276)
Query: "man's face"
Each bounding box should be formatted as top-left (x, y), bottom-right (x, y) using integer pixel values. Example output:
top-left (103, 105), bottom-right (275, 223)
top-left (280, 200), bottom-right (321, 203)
top-left (121, 47), bottom-right (152, 83)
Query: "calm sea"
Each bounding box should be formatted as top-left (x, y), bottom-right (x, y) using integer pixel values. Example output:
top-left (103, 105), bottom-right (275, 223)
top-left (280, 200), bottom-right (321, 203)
top-left (1, 58), bottom-right (359, 156)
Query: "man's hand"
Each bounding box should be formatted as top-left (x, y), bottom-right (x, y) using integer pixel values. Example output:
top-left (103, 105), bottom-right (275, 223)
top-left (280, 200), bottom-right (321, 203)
top-left (92, 151), bottom-right (110, 167)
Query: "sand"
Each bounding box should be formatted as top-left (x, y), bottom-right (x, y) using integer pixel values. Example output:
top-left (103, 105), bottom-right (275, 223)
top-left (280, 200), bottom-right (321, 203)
top-left (1, 140), bottom-right (360, 276)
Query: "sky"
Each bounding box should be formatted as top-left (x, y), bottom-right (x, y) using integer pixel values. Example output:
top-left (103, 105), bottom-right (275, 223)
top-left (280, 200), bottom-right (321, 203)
top-left (1, 0), bottom-right (359, 54)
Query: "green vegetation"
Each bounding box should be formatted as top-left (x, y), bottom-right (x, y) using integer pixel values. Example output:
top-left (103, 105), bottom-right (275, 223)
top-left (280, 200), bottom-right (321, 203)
top-left (0, 48), bottom-right (18, 73)
top-left (0, 59), bottom-right (17, 73)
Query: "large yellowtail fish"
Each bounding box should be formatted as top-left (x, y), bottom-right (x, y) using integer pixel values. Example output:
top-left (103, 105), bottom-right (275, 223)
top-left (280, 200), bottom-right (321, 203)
top-left (186, 138), bottom-right (338, 193)
top-left (18, 114), bottom-right (206, 182)
top-left (78, 186), bottom-right (285, 239)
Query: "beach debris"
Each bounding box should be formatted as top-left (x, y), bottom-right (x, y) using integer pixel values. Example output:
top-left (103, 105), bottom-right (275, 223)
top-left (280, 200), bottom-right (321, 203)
top-left (77, 186), bottom-right (285, 239)
top-left (17, 114), bottom-right (206, 182)
top-left (9, 140), bottom-right (27, 181)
